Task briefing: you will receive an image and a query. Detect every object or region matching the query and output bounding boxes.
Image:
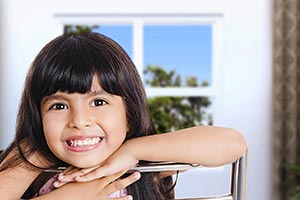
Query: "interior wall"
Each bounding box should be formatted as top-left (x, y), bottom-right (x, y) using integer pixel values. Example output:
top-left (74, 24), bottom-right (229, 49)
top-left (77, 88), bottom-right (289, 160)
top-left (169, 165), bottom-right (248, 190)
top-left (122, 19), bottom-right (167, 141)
top-left (0, 0), bottom-right (5, 148)
top-left (0, 1), bottom-right (273, 199)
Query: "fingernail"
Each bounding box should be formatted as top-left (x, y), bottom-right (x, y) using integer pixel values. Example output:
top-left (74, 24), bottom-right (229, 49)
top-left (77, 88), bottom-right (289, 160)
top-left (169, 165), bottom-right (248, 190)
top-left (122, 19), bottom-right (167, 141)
top-left (58, 173), bottom-right (64, 180)
top-left (133, 172), bottom-right (141, 179)
top-left (53, 181), bottom-right (59, 188)
top-left (128, 195), bottom-right (133, 200)
top-left (75, 176), bottom-right (81, 181)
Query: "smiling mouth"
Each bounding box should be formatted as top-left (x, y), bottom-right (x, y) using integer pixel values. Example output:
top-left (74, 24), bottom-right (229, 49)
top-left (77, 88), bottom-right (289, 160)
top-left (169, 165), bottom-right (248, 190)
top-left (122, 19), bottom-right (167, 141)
top-left (66, 137), bottom-right (103, 147)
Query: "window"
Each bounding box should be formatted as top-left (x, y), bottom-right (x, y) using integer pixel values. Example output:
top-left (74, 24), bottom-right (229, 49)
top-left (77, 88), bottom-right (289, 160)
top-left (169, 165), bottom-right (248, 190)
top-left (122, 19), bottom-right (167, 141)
top-left (59, 13), bottom-right (226, 199)
top-left (143, 25), bottom-right (212, 87)
top-left (62, 14), bottom-right (221, 133)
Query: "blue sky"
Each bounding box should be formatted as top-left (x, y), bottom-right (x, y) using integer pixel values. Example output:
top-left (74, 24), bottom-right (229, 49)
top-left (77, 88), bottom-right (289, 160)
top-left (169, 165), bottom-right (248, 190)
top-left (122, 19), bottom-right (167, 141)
top-left (94, 24), bottom-right (212, 86)
top-left (94, 25), bottom-right (133, 57)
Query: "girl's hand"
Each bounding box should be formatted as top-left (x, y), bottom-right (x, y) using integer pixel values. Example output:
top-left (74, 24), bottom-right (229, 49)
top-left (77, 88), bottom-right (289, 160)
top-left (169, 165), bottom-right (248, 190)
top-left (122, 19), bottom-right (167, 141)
top-left (54, 146), bottom-right (138, 187)
top-left (37, 170), bottom-right (140, 200)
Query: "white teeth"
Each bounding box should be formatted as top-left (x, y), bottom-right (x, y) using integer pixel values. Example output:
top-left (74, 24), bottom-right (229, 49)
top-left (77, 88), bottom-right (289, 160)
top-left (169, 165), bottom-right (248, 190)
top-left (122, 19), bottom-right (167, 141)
top-left (68, 137), bottom-right (101, 147)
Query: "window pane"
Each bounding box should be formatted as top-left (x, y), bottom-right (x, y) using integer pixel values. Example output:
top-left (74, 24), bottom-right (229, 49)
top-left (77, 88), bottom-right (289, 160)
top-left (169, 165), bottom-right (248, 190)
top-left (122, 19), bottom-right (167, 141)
top-left (143, 25), bottom-right (212, 87)
top-left (93, 25), bottom-right (133, 58)
top-left (64, 25), bottom-right (133, 58)
top-left (148, 96), bottom-right (213, 134)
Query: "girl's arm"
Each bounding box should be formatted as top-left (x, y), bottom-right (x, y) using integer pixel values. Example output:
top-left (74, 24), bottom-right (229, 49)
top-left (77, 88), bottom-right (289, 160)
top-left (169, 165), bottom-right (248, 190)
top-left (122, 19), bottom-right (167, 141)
top-left (124, 126), bottom-right (247, 167)
top-left (0, 165), bottom-right (139, 200)
top-left (0, 153), bottom-right (139, 200)
top-left (32, 171), bottom-right (139, 200)
top-left (57, 126), bottom-right (247, 183)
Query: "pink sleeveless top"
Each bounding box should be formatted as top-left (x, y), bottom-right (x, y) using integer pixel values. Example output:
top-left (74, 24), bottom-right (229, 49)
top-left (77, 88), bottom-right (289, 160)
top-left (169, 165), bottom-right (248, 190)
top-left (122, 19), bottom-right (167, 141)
top-left (35, 174), bottom-right (127, 197)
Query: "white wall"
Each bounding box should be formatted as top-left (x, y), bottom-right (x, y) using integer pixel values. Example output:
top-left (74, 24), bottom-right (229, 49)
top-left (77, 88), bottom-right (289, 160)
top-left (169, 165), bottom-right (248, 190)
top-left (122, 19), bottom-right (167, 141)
top-left (0, 0), bottom-right (273, 199)
top-left (0, 0), bottom-right (5, 139)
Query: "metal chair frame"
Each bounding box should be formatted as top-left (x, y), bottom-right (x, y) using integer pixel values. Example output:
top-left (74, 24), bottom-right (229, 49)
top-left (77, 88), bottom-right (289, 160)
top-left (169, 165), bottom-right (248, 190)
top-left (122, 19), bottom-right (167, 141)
top-left (22, 150), bottom-right (248, 200)
top-left (175, 150), bottom-right (248, 200)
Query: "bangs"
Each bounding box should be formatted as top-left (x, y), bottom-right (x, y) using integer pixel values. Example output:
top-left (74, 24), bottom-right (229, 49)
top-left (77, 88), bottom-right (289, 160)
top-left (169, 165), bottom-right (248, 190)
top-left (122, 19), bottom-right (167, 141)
top-left (29, 33), bottom-right (132, 107)
top-left (30, 34), bottom-right (121, 103)
top-left (31, 39), bottom-right (95, 101)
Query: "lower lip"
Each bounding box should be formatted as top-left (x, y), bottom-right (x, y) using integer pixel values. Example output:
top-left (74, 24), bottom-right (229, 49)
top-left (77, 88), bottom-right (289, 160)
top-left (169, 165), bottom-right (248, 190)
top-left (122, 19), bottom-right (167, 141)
top-left (64, 140), bottom-right (102, 152)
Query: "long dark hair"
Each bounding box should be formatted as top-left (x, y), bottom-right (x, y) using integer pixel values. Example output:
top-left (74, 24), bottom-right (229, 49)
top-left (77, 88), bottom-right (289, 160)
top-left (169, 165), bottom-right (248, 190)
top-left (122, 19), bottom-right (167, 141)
top-left (0, 33), bottom-right (174, 199)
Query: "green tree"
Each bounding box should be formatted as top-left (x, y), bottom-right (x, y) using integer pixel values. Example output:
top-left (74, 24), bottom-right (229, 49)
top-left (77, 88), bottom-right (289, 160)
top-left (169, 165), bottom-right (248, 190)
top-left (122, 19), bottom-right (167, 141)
top-left (145, 65), bottom-right (212, 133)
top-left (289, 164), bottom-right (300, 200)
top-left (64, 25), bottom-right (98, 34)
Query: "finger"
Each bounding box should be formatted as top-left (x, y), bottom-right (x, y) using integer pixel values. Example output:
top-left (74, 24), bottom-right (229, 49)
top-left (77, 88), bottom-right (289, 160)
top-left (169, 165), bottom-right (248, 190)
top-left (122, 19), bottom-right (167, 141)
top-left (104, 172), bottom-right (141, 196)
top-left (54, 167), bottom-right (97, 188)
top-left (59, 166), bottom-right (99, 182)
top-left (54, 166), bottom-right (120, 189)
top-left (95, 169), bottom-right (131, 187)
top-left (59, 165), bottom-right (82, 177)
top-left (53, 180), bottom-right (68, 188)
top-left (74, 164), bottom-right (114, 182)
top-left (113, 195), bottom-right (133, 200)
top-left (76, 161), bottom-right (135, 182)
top-left (57, 166), bottom-right (79, 182)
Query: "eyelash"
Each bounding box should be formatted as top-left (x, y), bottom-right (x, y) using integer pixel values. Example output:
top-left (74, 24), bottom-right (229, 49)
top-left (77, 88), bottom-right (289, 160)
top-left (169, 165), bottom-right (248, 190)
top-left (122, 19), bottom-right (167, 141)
top-left (91, 99), bottom-right (108, 107)
top-left (48, 99), bottom-right (108, 111)
top-left (50, 103), bottom-right (67, 110)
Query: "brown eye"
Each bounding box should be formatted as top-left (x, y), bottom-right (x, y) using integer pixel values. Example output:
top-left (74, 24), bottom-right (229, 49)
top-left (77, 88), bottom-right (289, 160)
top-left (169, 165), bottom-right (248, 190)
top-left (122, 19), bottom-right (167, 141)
top-left (51, 103), bottom-right (67, 110)
top-left (92, 99), bottom-right (108, 107)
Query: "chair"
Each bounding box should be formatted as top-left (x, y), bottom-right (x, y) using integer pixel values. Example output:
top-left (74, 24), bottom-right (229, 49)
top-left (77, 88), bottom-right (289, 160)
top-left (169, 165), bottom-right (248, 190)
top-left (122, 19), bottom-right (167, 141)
top-left (175, 150), bottom-right (248, 200)
top-left (131, 150), bottom-right (248, 199)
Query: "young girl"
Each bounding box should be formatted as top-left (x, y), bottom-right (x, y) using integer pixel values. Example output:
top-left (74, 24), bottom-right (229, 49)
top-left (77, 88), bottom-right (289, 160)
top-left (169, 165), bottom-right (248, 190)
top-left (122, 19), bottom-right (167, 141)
top-left (0, 32), bottom-right (247, 200)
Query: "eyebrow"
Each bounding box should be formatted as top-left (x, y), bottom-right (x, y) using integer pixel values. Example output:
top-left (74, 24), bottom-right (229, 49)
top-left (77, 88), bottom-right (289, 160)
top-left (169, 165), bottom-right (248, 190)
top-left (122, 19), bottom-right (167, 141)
top-left (41, 95), bottom-right (66, 105)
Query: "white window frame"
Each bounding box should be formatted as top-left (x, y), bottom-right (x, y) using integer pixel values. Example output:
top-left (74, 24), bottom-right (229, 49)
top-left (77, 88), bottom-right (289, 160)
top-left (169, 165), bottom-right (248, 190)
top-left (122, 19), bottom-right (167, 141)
top-left (55, 13), bottom-right (223, 123)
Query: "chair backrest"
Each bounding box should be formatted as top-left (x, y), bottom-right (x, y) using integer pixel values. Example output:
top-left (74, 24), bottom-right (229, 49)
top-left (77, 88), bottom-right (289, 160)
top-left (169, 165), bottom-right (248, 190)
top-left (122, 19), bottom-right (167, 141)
top-left (175, 150), bottom-right (248, 200)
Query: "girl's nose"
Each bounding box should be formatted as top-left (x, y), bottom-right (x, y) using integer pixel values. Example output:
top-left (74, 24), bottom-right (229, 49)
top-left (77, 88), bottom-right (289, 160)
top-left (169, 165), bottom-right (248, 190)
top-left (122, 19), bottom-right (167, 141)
top-left (68, 108), bottom-right (92, 129)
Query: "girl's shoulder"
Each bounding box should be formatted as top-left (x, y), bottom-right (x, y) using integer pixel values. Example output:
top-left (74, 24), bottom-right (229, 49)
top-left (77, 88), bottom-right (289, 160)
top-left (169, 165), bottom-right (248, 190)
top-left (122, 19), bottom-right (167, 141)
top-left (0, 159), bottom-right (40, 199)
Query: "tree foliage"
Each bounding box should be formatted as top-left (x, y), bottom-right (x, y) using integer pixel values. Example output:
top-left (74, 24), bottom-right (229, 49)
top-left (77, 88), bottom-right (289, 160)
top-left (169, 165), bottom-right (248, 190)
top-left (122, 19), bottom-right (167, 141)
top-left (145, 65), bottom-right (212, 133)
top-left (288, 164), bottom-right (300, 200)
top-left (64, 25), bottom-right (98, 34)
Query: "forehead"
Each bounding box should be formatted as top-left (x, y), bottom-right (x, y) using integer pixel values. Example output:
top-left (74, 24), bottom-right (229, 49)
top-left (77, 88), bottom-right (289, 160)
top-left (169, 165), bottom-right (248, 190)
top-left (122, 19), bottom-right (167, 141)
top-left (90, 75), bottom-right (101, 92)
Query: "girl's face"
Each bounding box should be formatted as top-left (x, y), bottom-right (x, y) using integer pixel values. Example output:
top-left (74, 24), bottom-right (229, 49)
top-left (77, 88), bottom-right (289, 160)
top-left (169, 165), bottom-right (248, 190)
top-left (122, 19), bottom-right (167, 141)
top-left (40, 76), bottom-right (128, 168)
